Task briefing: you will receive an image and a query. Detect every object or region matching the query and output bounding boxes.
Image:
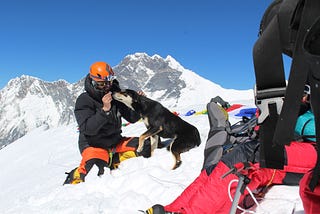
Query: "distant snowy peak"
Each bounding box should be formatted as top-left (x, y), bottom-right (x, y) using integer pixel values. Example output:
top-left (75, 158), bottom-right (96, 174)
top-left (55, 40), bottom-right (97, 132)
top-left (115, 53), bottom-right (253, 107)
top-left (115, 53), bottom-right (187, 101)
top-left (3, 75), bottom-right (69, 95)
top-left (122, 52), bottom-right (185, 72)
top-left (165, 55), bottom-right (186, 72)
top-left (0, 75), bottom-right (79, 148)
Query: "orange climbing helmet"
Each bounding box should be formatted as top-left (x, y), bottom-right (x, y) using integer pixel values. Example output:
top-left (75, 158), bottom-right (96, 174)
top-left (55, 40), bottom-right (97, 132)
top-left (89, 62), bottom-right (115, 81)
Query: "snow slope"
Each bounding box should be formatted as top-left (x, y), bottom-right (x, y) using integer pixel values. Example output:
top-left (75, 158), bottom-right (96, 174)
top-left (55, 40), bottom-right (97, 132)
top-left (0, 102), bottom-right (305, 214)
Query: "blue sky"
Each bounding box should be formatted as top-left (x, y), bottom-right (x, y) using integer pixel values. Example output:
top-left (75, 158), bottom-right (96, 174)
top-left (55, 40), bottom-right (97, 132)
top-left (0, 0), bottom-right (277, 90)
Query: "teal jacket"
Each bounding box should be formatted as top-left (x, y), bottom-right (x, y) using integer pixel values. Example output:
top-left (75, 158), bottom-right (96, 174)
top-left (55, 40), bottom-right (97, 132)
top-left (295, 110), bottom-right (315, 142)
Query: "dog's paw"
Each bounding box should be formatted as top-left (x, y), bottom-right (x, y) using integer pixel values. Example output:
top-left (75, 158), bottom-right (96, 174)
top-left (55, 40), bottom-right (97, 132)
top-left (172, 160), bottom-right (182, 170)
top-left (136, 146), bottom-right (143, 153)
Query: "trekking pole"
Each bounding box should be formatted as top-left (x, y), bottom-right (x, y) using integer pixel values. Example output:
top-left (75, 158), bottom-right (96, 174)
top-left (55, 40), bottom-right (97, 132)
top-left (229, 174), bottom-right (251, 214)
top-left (221, 162), bottom-right (251, 214)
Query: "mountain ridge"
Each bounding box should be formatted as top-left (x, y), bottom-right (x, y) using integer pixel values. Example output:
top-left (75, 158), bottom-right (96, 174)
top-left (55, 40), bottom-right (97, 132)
top-left (0, 53), bottom-right (254, 148)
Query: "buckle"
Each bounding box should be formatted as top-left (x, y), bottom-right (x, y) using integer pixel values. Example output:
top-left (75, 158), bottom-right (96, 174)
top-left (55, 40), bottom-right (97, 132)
top-left (254, 85), bottom-right (286, 124)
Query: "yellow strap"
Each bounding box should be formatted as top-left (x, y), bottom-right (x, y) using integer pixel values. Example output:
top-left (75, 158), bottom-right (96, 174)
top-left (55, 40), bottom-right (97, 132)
top-left (108, 150), bottom-right (114, 168)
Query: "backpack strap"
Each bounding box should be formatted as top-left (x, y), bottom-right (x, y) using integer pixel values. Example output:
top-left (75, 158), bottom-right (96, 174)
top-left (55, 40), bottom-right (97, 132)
top-left (253, 0), bottom-right (289, 169)
top-left (273, 0), bottom-right (320, 147)
top-left (253, 0), bottom-right (320, 170)
top-left (254, 0), bottom-right (320, 190)
top-left (309, 78), bottom-right (320, 191)
top-left (304, 16), bottom-right (320, 191)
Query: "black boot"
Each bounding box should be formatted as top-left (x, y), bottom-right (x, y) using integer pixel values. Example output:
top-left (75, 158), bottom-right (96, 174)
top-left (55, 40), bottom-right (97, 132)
top-left (63, 167), bottom-right (85, 185)
top-left (144, 204), bottom-right (181, 214)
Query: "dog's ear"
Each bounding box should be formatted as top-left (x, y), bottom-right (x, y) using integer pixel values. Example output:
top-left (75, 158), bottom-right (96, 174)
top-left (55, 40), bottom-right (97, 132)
top-left (110, 79), bottom-right (121, 92)
top-left (136, 93), bottom-right (142, 103)
top-left (135, 90), bottom-right (147, 105)
top-left (128, 89), bottom-right (140, 103)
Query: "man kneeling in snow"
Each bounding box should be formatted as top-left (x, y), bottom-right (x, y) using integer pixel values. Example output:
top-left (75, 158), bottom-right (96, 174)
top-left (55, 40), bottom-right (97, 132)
top-left (64, 62), bottom-right (150, 185)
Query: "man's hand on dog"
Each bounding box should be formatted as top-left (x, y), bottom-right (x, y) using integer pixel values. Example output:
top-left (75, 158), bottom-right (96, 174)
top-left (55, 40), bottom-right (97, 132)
top-left (137, 91), bottom-right (146, 96)
top-left (102, 92), bottom-right (112, 111)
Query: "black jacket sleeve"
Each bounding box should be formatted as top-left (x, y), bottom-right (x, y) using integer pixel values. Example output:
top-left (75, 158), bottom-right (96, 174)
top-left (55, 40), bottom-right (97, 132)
top-left (75, 93), bottom-right (111, 136)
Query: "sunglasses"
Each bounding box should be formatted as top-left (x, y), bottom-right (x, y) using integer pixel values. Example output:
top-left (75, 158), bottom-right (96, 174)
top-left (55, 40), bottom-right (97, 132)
top-left (94, 80), bottom-right (112, 87)
top-left (92, 80), bottom-right (113, 92)
top-left (90, 74), bottom-right (116, 82)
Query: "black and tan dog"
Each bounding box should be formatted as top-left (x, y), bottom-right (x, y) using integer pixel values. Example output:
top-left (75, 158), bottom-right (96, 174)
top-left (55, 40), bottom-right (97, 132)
top-left (112, 89), bottom-right (201, 169)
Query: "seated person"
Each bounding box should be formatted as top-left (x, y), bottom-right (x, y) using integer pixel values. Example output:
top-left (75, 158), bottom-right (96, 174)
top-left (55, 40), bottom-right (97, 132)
top-left (145, 95), bottom-right (316, 214)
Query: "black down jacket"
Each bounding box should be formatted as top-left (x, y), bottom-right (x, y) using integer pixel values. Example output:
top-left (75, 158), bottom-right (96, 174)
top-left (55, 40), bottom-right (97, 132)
top-left (74, 74), bottom-right (141, 153)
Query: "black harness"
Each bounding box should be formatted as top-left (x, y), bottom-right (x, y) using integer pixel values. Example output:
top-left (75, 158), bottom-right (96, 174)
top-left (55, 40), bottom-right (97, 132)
top-left (253, 0), bottom-right (320, 191)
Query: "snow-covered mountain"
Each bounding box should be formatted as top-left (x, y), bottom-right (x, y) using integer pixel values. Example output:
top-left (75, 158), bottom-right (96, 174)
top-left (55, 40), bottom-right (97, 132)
top-left (115, 53), bottom-right (253, 107)
top-left (0, 76), bottom-right (82, 148)
top-left (0, 52), bottom-right (253, 148)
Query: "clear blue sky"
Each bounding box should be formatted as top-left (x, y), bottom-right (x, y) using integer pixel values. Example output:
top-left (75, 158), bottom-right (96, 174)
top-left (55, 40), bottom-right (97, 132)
top-left (0, 0), bottom-right (277, 90)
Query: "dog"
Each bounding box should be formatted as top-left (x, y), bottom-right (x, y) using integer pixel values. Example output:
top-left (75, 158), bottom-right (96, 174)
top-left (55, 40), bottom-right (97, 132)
top-left (112, 89), bottom-right (201, 169)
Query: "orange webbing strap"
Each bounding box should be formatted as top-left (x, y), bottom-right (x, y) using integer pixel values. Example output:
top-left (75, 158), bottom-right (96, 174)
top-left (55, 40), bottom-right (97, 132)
top-left (255, 169), bottom-right (277, 199)
top-left (115, 137), bottom-right (136, 153)
top-left (266, 169), bottom-right (276, 187)
top-left (78, 147), bottom-right (110, 174)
